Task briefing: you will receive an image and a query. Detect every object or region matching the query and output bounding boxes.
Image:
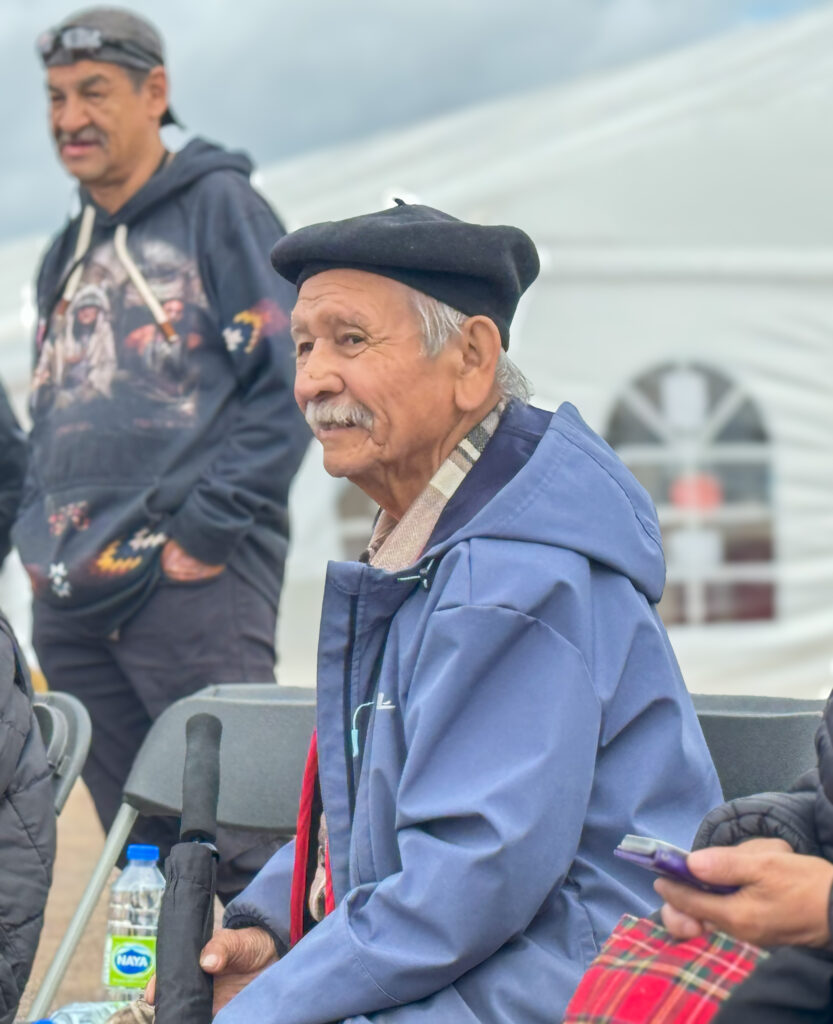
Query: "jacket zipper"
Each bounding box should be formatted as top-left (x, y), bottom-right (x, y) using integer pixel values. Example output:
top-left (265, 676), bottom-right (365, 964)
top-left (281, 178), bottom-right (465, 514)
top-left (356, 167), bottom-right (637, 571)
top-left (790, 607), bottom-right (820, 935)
top-left (341, 594), bottom-right (359, 821)
top-left (341, 559), bottom-right (439, 823)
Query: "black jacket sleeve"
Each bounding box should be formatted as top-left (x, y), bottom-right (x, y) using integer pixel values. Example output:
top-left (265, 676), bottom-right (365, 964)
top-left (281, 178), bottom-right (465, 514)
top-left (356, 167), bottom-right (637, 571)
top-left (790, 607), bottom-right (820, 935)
top-left (693, 695), bottom-right (833, 859)
top-left (0, 383), bottom-right (26, 568)
top-left (168, 174), bottom-right (310, 566)
top-left (693, 781), bottom-right (821, 856)
top-left (0, 616), bottom-right (55, 1024)
top-left (812, 694), bottom-right (833, 859)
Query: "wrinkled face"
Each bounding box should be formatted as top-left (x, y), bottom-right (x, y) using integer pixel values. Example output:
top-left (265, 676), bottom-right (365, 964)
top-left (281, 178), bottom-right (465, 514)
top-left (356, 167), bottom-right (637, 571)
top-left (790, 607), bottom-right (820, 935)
top-left (47, 60), bottom-right (157, 186)
top-left (292, 269), bottom-right (464, 514)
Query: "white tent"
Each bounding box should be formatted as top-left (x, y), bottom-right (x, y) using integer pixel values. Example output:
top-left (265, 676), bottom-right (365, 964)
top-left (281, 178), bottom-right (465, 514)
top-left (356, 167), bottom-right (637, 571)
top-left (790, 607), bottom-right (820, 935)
top-left (258, 4), bottom-right (833, 698)
top-left (2, 6), bottom-right (833, 696)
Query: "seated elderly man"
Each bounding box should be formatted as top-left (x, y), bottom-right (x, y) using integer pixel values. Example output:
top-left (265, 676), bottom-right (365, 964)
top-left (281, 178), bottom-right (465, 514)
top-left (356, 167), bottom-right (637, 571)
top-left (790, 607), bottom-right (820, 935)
top-left (201, 202), bottom-right (722, 1022)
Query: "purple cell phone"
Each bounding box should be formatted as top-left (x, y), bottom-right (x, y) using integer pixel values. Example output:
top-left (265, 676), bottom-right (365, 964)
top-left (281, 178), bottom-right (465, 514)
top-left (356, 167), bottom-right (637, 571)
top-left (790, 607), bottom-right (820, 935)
top-left (614, 835), bottom-right (739, 895)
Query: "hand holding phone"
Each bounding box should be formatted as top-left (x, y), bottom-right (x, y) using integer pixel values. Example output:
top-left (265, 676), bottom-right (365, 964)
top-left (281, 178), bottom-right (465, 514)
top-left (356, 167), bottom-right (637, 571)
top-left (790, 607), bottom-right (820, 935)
top-left (614, 835), bottom-right (739, 894)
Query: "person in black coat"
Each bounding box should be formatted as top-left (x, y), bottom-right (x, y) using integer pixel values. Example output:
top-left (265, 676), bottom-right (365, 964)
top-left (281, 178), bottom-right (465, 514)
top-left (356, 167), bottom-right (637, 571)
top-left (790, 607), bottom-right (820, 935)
top-left (0, 613), bottom-right (56, 1024)
top-left (656, 695), bottom-right (833, 1022)
top-left (0, 381), bottom-right (26, 567)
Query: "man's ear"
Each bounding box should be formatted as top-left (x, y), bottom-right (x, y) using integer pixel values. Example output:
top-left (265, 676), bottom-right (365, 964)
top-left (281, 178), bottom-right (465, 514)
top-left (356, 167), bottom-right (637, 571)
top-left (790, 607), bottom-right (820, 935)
top-left (144, 66), bottom-right (169, 123)
top-left (452, 315), bottom-right (502, 412)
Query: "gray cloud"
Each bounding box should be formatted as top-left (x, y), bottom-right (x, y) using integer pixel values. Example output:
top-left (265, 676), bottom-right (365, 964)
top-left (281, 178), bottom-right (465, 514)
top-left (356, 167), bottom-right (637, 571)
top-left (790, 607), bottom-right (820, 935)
top-left (0, 0), bottom-right (826, 241)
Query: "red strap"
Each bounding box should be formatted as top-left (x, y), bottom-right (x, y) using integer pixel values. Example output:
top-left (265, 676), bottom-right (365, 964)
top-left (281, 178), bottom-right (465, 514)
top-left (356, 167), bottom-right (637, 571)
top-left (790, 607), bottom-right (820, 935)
top-left (289, 730), bottom-right (319, 947)
top-left (324, 839), bottom-right (335, 916)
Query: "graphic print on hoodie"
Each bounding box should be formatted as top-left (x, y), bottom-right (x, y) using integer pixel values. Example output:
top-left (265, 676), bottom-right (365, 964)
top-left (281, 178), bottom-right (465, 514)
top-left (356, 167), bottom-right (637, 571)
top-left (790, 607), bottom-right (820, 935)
top-left (14, 139), bottom-right (310, 633)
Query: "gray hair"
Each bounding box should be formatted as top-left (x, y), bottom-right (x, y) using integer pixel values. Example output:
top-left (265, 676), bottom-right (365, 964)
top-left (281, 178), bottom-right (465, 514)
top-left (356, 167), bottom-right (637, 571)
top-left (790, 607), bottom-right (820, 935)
top-left (409, 291), bottom-right (532, 403)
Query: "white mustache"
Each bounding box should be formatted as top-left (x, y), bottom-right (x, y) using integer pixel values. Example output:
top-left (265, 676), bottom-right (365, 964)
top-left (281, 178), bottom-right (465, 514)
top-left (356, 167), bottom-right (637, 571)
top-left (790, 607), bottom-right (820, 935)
top-left (305, 401), bottom-right (373, 432)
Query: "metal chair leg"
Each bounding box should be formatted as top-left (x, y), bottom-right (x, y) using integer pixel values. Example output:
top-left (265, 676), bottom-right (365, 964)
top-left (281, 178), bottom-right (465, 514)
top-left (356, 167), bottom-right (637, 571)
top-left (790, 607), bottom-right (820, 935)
top-left (29, 803), bottom-right (139, 1019)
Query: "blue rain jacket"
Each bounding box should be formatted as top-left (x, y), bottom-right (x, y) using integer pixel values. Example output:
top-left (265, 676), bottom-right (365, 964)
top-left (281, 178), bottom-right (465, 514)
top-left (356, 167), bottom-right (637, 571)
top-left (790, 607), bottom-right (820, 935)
top-left (221, 401), bottom-right (722, 1023)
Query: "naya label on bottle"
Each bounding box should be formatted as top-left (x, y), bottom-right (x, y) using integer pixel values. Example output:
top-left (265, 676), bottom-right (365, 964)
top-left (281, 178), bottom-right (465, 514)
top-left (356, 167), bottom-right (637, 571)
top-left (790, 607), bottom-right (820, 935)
top-left (106, 935), bottom-right (157, 987)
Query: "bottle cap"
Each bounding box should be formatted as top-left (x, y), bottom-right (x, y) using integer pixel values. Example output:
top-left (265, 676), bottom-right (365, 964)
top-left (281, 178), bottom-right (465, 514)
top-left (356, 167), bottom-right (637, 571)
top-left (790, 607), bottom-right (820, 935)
top-left (126, 843), bottom-right (160, 861)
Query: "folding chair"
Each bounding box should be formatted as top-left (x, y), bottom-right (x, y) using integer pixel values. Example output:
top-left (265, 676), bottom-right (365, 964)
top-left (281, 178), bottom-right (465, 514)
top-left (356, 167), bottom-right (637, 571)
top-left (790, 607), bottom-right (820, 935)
top-left (28, 682), bottom-right (316, 1020)
top-left (692, 693), bottom-right (825, 801)
top-left (33, 691), bottom-right (92, 814)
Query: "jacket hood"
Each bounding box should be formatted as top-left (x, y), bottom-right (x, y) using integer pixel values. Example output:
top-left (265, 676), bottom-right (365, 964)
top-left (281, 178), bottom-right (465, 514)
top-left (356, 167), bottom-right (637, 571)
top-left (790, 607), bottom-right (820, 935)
top-left (427, 402), bottom-right (667, 603)
top-left (80, 137), bottom-right (254, 227)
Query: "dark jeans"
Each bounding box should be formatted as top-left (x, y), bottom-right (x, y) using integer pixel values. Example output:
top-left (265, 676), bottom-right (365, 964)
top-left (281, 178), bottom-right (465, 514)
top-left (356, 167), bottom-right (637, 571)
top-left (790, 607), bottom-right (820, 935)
top-left (33, 569), bottom-right (282, 898)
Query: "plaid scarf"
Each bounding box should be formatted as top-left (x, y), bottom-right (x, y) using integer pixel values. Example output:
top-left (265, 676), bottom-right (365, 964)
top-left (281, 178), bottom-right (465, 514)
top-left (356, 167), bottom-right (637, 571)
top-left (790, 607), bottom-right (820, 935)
top-left (564, 915), bottom-right (768, 1024)
top-left (364, 401), bottom-right (506, 571)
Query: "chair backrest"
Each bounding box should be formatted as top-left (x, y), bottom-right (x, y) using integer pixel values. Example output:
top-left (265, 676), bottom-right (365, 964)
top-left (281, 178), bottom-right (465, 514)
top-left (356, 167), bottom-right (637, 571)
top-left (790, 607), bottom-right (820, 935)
top-left (122, 683), bottom-right (316, 835)
top-left (692, 693), bottom-right (825, 801)
top-left (33, 691), bottom-right (92, 814)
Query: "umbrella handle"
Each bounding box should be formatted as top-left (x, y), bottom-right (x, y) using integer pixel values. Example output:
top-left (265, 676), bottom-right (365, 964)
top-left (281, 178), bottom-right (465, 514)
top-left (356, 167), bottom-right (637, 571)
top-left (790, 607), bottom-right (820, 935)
top-left (181, 713), bottom-right (222, 843)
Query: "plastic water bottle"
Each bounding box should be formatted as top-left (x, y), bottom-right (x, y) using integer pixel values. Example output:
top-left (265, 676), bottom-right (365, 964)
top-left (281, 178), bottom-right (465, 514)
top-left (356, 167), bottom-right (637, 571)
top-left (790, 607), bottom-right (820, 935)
top-left (32, 1002), bottom-right (127, 1024)
top-left (101, 843), bottom-right (165, 1000)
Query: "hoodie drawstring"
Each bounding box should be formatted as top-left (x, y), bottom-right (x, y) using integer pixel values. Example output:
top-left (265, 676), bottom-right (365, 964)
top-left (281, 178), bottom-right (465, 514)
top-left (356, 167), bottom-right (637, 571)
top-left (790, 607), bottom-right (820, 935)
top-left (55, 204), bottom-right (96, 318)
top-left (113, 224), bottom-right (180, 342)
top-left (52, 204), bottom-right (179, 344)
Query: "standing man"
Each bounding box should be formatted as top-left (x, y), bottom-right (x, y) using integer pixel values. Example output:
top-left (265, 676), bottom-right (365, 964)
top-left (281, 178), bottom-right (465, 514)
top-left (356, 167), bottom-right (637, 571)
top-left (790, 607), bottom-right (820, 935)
top-left (15, 7), bottom-right (310, 892)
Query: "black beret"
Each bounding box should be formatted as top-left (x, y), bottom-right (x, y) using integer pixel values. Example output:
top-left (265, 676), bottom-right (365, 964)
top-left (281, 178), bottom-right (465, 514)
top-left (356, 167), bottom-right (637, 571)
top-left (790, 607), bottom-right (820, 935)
top-left (270, 201), bottom-right (540, 349)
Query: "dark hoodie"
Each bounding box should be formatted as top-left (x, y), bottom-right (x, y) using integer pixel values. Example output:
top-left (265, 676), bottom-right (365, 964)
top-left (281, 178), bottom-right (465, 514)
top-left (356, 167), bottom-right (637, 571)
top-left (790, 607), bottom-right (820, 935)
top-left (14, 139), bottom-right (310, 634)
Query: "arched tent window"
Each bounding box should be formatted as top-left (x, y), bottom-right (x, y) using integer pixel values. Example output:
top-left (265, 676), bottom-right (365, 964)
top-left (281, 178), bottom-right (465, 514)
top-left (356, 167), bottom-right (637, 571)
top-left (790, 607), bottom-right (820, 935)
top-left (606, 362), bottom-right (774, 626)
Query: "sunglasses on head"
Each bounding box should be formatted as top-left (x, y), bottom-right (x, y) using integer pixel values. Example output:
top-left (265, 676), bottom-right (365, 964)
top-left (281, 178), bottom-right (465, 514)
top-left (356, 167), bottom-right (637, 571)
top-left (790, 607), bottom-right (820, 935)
top-left (37, 26), bottom-right (160, 68)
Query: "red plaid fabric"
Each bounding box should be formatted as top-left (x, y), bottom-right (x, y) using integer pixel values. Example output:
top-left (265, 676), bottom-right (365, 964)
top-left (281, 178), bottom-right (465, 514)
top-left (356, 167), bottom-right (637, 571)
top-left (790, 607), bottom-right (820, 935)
top-left (564, 915), bottom-right (768, 1024)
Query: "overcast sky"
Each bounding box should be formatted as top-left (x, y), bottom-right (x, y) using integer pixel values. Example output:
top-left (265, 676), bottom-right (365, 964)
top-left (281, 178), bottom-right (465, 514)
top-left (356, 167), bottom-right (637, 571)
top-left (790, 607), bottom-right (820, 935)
top-left (0, 0), bottom-right (826, 242)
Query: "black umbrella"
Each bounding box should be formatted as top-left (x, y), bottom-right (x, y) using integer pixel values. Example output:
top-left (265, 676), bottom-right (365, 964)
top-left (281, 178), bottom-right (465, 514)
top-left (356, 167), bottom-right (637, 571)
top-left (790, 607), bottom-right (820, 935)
top-left (154, 712), bottom-right (222, 1024)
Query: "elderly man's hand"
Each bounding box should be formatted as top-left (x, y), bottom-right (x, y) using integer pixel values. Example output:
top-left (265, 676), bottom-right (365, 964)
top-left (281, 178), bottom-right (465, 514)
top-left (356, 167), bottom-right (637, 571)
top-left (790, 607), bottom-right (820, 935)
top-left (655, 838), bottom-right (833, 948)
top-left (200, 926), bottom-right (279, 1012)
top-left (145, 926), bottom-right (278, 1014)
